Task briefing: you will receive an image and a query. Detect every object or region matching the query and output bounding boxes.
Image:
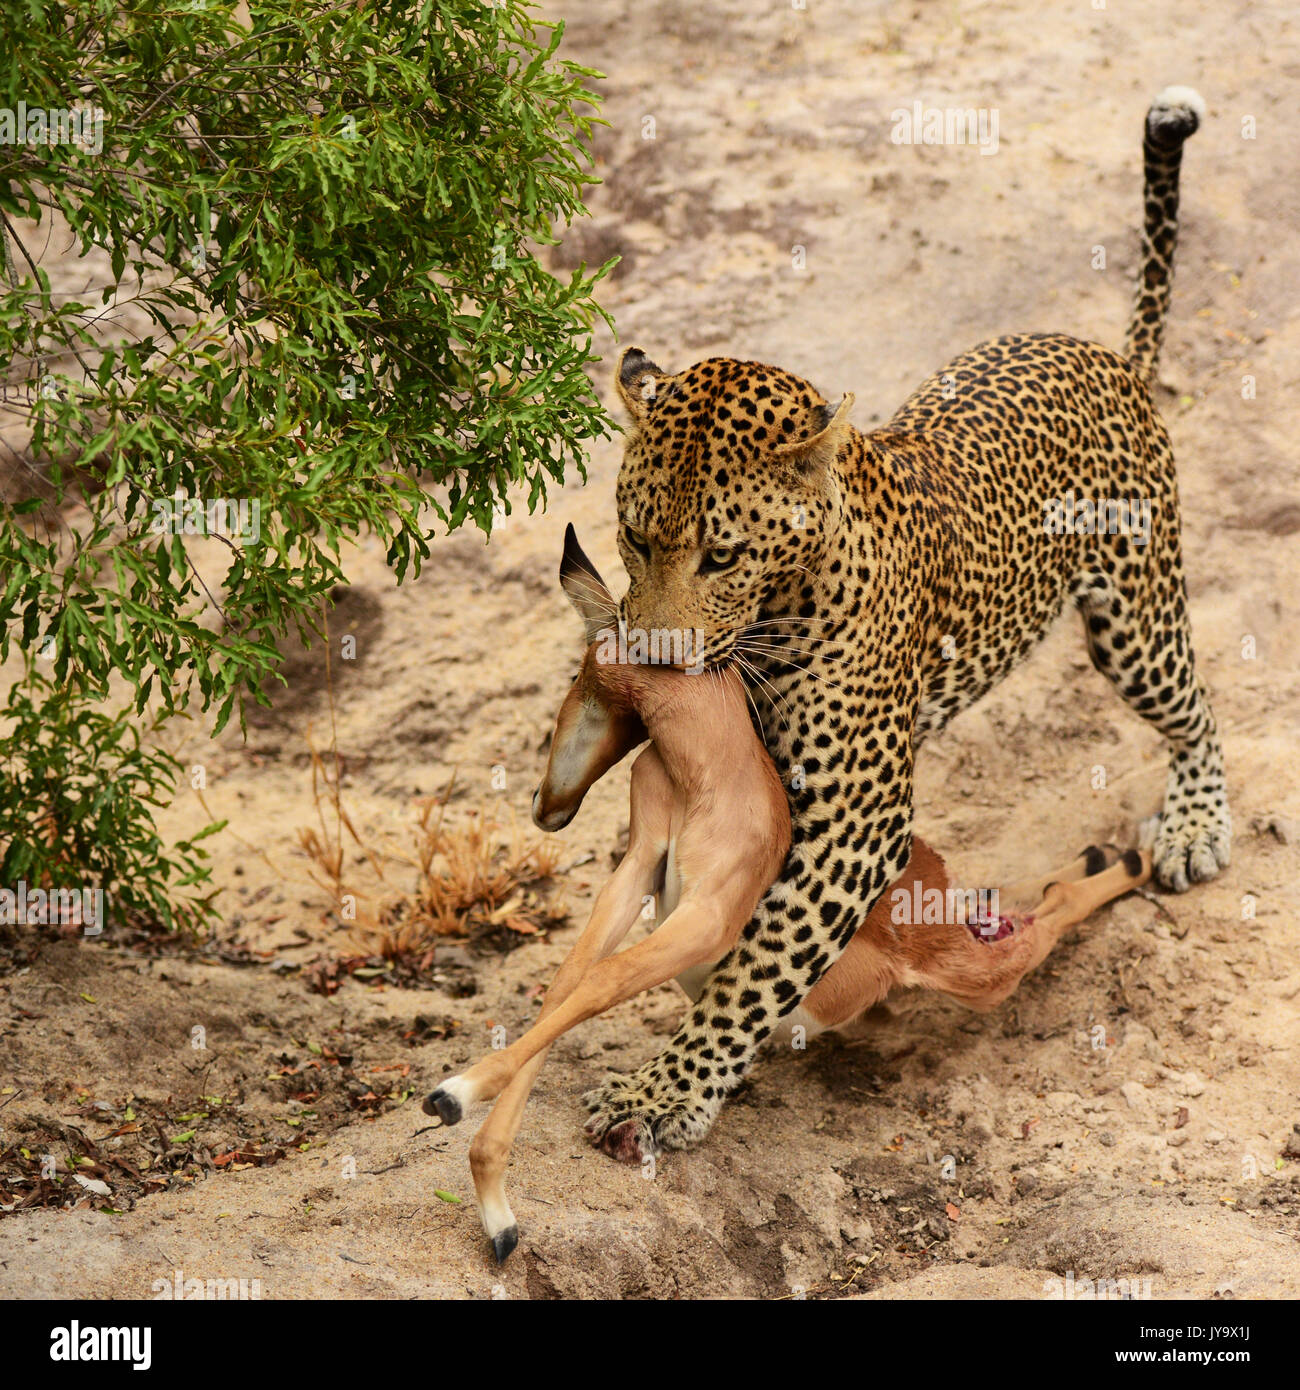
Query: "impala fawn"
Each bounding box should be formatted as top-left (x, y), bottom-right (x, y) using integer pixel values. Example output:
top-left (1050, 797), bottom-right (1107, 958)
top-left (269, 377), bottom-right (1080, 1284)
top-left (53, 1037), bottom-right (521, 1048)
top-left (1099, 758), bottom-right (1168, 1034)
top-left (423, 525), bottom-right (1151, 1263)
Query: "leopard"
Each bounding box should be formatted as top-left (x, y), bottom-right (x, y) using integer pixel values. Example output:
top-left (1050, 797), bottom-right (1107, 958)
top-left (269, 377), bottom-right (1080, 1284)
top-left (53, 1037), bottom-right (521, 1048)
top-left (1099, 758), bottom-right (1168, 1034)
top-left (579, 87), bottom-right (1230, 1164)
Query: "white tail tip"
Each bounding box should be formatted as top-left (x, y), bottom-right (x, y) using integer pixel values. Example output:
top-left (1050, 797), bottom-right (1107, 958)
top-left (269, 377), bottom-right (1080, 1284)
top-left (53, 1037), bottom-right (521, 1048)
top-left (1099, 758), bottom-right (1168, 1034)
top-left (1152, 86), bottom-right (1206, 125)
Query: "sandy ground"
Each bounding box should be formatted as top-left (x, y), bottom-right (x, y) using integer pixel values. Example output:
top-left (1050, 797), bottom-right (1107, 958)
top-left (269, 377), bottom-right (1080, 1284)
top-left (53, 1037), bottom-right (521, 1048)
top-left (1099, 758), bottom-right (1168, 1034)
top-left (3, 0), bottom-right (1299, 1299)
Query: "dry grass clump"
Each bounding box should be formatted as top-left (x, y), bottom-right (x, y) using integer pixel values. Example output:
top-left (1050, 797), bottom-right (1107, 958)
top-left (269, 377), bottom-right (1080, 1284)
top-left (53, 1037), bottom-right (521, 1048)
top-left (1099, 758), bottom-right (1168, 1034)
top-left (297, 737), bottom-right (566, 958)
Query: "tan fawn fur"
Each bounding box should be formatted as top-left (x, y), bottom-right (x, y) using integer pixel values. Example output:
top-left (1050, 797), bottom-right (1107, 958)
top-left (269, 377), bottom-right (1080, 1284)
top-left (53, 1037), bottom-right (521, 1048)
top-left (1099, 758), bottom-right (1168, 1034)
top-left (423, 526), bottom-right (1151, 1262)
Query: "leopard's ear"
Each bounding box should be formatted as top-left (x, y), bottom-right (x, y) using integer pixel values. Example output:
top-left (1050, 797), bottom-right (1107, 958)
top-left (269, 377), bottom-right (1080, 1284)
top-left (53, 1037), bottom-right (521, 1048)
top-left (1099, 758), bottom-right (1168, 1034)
top-left (773, 392), bottom-right (855, 471)
top-left (614, 346), bottom-right (668, 426)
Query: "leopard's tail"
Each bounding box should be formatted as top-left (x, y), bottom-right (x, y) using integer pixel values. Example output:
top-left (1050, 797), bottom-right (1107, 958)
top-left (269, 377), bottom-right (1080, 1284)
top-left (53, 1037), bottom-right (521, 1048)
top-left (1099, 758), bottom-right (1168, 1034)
top-left (1122, 86), bottom-right (1206, 385)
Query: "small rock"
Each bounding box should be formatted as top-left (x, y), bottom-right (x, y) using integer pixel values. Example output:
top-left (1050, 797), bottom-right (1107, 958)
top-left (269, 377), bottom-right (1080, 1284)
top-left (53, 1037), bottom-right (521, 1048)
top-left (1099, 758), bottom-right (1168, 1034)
top-left (1044, 1091), bottom-right (1082, 1111)
top-left (1121, 1022), bottom-right (1163, 1062)
top-left (840, 1215), bottom-right (875, 1244)
top-left (1098, 1131), bottom-right (1117, 1147)
top-left (966, 1114), bottom-right (994, 1141)
top-left (1121, 1080), bottom-right (1151, 1111)
top-left (1178, 1072), bottom-right (1206, 1098)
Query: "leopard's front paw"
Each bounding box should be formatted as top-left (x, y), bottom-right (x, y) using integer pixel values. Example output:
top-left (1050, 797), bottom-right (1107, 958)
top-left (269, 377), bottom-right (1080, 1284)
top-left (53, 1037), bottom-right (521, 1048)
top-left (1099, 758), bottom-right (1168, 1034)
top-left (1145, 805), bottom-right (1231, 893)
top-left (581, 1070), bottom-right (715, 1164)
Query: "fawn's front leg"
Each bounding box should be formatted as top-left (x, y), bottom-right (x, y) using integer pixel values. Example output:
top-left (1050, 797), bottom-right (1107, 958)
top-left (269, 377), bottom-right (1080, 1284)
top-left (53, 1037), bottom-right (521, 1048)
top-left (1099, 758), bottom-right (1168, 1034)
top-left (434, 897), bottom-right (732, 1124)
top-left (583, 686), bottom-right (919, 1163)
top-left (425, 747), bottom-right (674, 1260)
top-left (423, 821), bottom-right (665, 1128)
top-left (454, 830), bottom-right (663, 1261)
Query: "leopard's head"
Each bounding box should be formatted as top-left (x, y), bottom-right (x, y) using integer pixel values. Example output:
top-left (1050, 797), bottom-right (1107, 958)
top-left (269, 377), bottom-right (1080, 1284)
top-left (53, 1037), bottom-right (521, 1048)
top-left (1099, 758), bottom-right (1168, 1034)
top-left (612, 346), bottom-right (853, 669)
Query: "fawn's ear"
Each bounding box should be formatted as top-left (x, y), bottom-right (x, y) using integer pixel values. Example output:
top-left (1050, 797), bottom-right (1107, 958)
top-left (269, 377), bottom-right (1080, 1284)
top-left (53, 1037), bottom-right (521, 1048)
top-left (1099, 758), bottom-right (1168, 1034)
top-left (559, 523), bottom-right (617, 644)
top-left (772, 392), bottom-right (855, 472)
top-left (614, 346), bottom-right (668, 426)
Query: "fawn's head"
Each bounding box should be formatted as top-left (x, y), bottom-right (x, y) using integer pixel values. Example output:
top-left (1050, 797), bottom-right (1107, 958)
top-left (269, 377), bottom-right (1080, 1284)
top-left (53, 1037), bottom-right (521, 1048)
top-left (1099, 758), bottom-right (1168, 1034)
top-left (532, 525), bottom-right (647, 832)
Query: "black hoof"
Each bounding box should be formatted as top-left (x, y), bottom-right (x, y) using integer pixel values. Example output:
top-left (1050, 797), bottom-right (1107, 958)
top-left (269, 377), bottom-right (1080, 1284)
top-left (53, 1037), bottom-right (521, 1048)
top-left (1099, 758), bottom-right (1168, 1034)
top-left (491, 1224), bottom-right (519, 1265)
top-left (422, 1087), bottom-right (462, 1125)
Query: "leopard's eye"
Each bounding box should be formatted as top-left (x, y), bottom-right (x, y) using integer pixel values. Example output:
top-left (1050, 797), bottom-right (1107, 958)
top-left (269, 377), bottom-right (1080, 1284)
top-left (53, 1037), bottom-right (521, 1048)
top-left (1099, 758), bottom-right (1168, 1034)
top-left (702, 545), bottom-right (738, 573)
top-left (623, 526), bottom-right (650, 558)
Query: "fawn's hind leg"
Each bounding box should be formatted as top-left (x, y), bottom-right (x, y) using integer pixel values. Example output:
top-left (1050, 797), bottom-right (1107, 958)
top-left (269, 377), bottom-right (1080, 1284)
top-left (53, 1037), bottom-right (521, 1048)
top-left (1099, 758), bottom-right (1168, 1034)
top-left (1021, 848), bottom-right (1152, 944)
top-left (950, 848), bottom-right (1152, 1010)
top-left (1000, 843), bottom-right (1124, 913)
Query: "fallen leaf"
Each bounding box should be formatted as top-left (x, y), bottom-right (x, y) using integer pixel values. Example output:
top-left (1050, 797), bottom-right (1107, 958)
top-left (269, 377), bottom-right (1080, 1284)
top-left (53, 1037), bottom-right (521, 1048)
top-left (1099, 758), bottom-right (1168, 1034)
top-left (945, 1202), bottom-right (961, 1221)
top-left (73, 1174), bottom-right (111, 1197)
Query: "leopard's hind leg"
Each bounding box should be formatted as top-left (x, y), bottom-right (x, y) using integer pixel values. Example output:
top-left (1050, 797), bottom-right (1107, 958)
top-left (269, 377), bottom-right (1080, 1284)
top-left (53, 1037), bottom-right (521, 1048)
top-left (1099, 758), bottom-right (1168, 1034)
top-left (1074, 532), bottom-right (1230, 892)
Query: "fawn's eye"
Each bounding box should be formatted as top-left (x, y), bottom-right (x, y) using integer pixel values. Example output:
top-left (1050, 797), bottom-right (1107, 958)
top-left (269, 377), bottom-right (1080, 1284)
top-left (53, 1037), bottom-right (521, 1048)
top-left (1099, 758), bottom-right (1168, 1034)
top-left (702, 545), bottom-right (739, 573)
top-left (623, 526), bottom-right (650, 558)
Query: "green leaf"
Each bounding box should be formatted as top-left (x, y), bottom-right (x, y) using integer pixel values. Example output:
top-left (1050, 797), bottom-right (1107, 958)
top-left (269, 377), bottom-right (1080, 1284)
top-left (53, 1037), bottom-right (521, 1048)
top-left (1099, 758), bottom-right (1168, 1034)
top-left (0, 0), bottom-right (615, 935)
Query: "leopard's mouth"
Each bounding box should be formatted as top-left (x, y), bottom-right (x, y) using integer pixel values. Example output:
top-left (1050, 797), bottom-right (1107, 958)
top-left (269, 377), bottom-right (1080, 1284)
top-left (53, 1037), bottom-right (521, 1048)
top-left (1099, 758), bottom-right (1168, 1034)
top-left (682, 638), bottom-right (737, 674)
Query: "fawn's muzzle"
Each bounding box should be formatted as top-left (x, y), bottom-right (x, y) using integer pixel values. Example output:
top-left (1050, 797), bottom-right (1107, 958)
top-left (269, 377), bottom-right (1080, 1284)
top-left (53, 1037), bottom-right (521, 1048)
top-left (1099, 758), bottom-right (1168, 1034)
top-left (532, 785), bottom-right (577, 832)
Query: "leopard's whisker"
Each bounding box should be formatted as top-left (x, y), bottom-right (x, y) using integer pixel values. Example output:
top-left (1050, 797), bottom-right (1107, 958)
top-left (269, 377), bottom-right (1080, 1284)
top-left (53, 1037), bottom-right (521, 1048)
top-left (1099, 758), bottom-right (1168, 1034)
top-left (736, 645), bottom-right (848, 695)
top-left (737, 636), bottom-right (850, 660)
top-left (731, 660), bottom-right (768, 737)
top-left (744, 615), bottom-right (843, 629)
top-left (736, 639), bottom-right (851, 670)
top-left (733, 653), bottom-right (796, 731)
top-left (740, 631), bottom-right (845, 646)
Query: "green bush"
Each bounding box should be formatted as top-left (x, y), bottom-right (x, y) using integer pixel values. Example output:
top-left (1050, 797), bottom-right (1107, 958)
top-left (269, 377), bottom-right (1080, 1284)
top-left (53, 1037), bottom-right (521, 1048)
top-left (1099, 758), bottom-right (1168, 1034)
top-left (0, 0), bottom-right (615, 930)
